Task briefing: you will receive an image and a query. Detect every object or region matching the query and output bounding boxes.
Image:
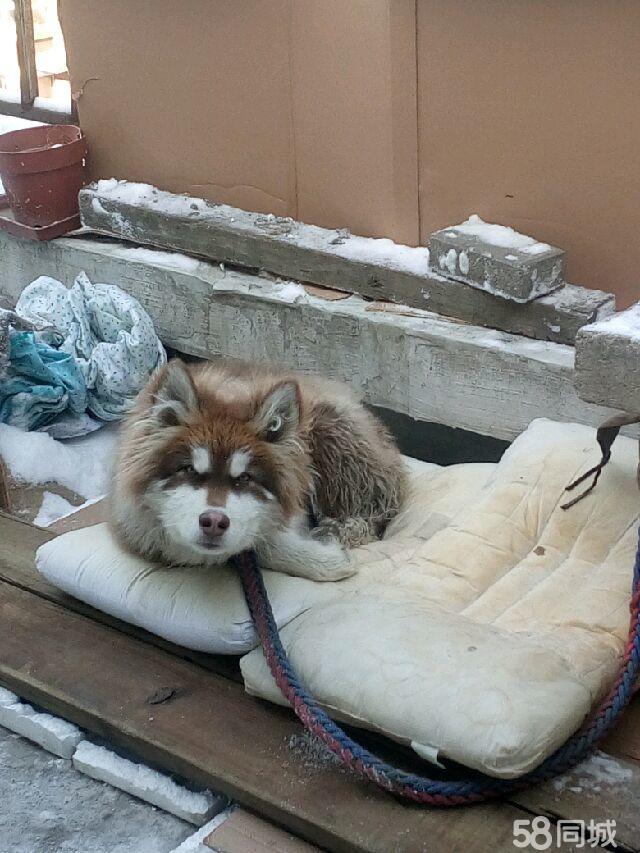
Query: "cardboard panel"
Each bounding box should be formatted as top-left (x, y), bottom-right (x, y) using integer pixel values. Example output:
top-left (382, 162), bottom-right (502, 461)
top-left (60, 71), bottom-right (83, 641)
top-left (290, 0), bottom-right (419, 244)
top-left (59, 0), bottom-right (295, 216)
top-left (416, 0), bottom-right (640, 307)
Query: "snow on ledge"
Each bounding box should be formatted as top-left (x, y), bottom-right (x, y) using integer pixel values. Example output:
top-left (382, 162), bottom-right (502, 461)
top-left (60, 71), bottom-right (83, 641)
top-left (583, 303), bottom-right (640, 337)
top-left (89, 179), bottom-right (431, 278)
top-left (449, 214), bottom-right (553, 255)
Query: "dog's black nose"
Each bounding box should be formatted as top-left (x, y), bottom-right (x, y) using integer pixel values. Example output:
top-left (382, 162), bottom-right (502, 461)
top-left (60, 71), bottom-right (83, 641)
top-left (199, 510), bottom-right (230, 538)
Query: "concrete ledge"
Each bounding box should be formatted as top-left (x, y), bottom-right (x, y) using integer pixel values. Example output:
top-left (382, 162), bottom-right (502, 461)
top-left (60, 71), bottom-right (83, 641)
top-left (428, 218), bottom-right (564, 303)
top-left (0, 231), bottom-right (615, 442)
top-left (78, 181), bottom-right (614, 345)
top-left (575, 303), bottom-right (640, 413)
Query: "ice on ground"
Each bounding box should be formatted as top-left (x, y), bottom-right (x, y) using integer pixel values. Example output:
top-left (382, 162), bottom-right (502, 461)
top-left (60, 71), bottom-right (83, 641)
top-left (329, 234), bottom-right (430, 276)
top-left (0, 422), bottom-right (119, 500)
top-left (552, 750), bottom-right (634, 792)
top-left (73, 741), bottom-right (222, 825)
top-left (451, 214), bottom-right (553, 255)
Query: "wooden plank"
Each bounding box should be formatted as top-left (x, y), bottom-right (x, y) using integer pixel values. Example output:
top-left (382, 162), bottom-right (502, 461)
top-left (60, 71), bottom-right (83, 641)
top-left (0, 457), bottom-right (10, 513)
top-left (0, 512), bottom-right (241, 683)
top-left (0, 233), bottom-right (617, 442)
top-left (14, 0), bottom-right (38, 107)
top-left (0, 579), bottom-right (541, 853)
top-left (602, 695), bottom-right (640, 764)
top-left (513, 752), bottom-right (640, 852)
top-left (78, 183), bottom-right (615, 346)
top-left (0, 512), bottom-right (631, 850)
top-left (204, 809), bottom-right (319, 852)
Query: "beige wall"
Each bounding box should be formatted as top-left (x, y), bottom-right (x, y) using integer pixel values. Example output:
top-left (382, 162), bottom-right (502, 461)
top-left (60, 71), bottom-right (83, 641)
top-left (417, 0), bottom-right (640, 308)
top-left (59, 0), bottom-right (418, 241)
top-left (60, 0), bottom-right (639, 307)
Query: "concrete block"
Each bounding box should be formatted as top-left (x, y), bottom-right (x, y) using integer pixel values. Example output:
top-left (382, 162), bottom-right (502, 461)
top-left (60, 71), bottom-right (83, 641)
top-left (77, 181), bottom-right (613, 344)
top-left (428, 216), bottom-right (565, 303)
top-left (0, 693), bottom-right (83, 758)
top-left (575, 303), bottom-right (640, 413)
top-left (0, 231), bottom-right (616, 442)
top-left (73, 741), bottom-right (225, 825)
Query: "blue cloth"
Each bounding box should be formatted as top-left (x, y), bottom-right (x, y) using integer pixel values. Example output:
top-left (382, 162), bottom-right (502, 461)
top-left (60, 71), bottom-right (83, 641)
top-left (16, 272), bottom-right (166, 421)
top-left (0, 330), bottom-right (87, 430)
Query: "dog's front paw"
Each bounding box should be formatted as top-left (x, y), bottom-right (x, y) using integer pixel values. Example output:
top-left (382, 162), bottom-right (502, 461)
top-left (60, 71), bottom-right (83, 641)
top-left (304, 537), bottom-right (357, 582)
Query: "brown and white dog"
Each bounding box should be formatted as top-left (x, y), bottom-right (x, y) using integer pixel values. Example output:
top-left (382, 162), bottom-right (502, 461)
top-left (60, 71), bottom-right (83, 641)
top-left (110, 358), bottom-right (407, 581)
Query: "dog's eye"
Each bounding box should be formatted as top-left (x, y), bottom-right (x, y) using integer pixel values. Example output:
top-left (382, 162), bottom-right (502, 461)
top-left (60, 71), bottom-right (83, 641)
top-left (235, 472), bottom-right (251, 486)
top-left (179, 463), bottom-right (195, 474)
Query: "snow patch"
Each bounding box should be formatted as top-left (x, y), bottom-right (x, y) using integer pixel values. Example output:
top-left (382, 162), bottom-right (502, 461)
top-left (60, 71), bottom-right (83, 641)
top-left (459, 251), bottom-right (469, 275)
top-left (439, 249), bottom-right (457, 276)
top-left (552, 750), bottom-right (634, 792)
top-left (34, 492), bottom-right (77, 527)
top-left (329, 235), bottom-right (430, 276)
top-left (35, 493), bottom-right (105, 527)
top-left (73, 741), bottom-right (223, 825)
top-left (0, 696), bottom-right (83, 758)
top-left (0, 423), bottom-right (119, 500)
top-left (451, 214), bottom-right (553, 254)
top-left (277, 282), bottom-right (307, 303)
top-left (114, 246), bottom-right (202, 273)
top-left (587, 303), bottom-right (640, 337)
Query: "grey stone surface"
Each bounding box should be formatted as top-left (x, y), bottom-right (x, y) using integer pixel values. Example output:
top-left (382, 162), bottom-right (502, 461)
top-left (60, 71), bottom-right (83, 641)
top-left (78, 184), bottom-right (614, 344)
top-left (428, 227), bottom-right (565, 303)
top-left (0, 231), bottom-right (616, 442)
top-left (575, 303), bottom-right (640, 413)
top-left (0, 726), bottom-right (192, 853)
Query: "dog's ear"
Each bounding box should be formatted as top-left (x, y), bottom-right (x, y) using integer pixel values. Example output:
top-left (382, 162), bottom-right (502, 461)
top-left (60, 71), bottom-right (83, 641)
top-left (149, 359), bottom-right (199, 427)
top-left (254, 381), bottom-right (300, 442)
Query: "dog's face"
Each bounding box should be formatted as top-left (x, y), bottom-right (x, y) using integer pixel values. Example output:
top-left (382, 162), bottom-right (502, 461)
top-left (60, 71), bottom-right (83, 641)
top-left (137, 360), bottom-right (303, 563)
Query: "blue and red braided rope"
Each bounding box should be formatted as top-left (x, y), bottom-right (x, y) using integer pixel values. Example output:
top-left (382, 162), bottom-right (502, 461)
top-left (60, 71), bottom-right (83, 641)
top-left (234, 528), bottom-right (640, 805)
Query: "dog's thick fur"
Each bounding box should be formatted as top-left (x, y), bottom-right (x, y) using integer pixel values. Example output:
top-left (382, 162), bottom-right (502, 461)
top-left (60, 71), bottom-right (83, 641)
top-left (110, 358), bottom-right (407, 581)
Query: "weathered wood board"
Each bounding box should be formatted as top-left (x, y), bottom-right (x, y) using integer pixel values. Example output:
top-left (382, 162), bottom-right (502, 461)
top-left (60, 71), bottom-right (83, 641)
top-left (0, 512), bottom-right (636, 851)
top-left (0, 580), bottom-right (547, 853)
top-left (0, 232), bottom-right (617, 442)
top-left (78, 183), bottom-right (615, 345)
top-left (0, 513), bottom-right (241, 682)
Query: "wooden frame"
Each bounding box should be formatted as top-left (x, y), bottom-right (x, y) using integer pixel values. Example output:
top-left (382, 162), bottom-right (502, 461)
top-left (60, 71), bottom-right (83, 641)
top-left (0, 0), bottom-right (76, 125)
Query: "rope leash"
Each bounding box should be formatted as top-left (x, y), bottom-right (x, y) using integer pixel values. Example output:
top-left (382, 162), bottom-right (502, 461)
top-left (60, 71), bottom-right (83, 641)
top-left (234, 529), bottom-right (640, 806)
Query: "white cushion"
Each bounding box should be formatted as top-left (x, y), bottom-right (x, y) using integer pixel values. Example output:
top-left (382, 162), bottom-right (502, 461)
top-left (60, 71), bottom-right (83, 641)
top-left (37, 420), bottom-right (638, 778)
top-left (36, 456), bottom-right (479, 654)
top-left (240, 419), bottom-right (639, 777)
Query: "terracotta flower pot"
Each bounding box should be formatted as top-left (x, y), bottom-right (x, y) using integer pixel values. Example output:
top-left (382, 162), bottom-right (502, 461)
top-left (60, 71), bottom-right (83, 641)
top-left (0, 124), bottom-right (87, 228)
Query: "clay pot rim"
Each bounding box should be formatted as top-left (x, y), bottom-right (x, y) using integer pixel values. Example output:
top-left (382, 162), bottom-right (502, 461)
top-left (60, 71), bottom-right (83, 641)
top-left (0, 126), bottom-right (87, 177)
top-left (0, 124), bottom-right (84, 156)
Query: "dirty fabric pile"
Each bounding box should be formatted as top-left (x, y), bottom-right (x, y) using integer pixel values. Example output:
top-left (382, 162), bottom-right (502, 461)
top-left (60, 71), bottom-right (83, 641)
top-left (0, 272), bottom-right (165, 434)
